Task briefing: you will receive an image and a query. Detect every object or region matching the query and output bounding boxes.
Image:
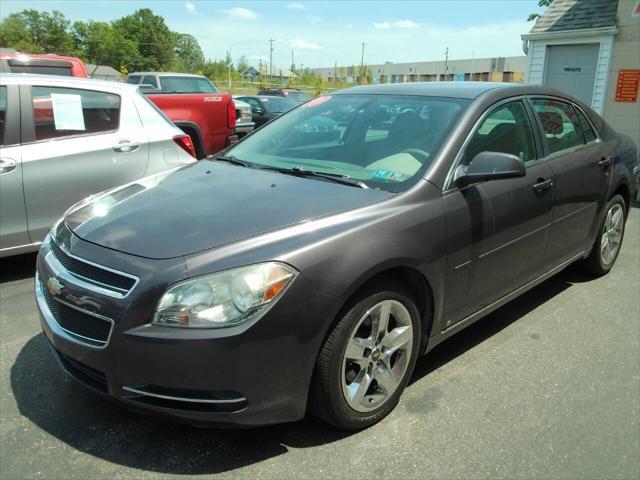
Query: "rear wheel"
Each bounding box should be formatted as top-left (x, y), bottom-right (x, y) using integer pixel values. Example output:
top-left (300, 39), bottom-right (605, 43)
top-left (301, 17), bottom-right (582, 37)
top-left (581, 194), bottom-right (626, 276)
top-left (310, 286), bottom-right (421, 430)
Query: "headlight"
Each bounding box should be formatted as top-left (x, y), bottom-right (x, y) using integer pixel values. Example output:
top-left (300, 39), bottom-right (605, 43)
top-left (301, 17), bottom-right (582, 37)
top-left (153, 262), bottom-right (297, 328)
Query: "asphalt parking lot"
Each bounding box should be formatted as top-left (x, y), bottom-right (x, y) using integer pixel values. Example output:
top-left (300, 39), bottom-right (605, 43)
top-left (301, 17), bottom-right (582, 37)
top-left (1, 206), bottom-right (638, 480)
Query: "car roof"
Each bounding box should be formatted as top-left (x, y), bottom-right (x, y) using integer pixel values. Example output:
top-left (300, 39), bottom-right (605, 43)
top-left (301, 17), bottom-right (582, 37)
top-left (333, 82), bottom-right (561, 99)
top-left (0, 73), bottom-right (139, 92)
top-left (128, 72), bottom-right (206, 78)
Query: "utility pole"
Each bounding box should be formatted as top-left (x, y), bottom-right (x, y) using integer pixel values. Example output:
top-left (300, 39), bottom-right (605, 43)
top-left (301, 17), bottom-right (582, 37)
top-left (471, 50), bottom-right (475, 81)
top-left (335, 59), bottom-right (338, 84)
top-left (269, 38), bottom-right (274, 80)
top-left (227, 45), bottom-right (231, 89)
top-left (360, 42), bottom-right (365, 84)
top-left (444, 47), bottom-right (449, 81)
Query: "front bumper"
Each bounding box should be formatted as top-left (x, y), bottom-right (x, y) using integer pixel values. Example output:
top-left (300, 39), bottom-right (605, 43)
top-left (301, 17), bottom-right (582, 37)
top-left (234, 122), bottom-right (255, 137)
top-left (35, 232), bottom-right (336, 427)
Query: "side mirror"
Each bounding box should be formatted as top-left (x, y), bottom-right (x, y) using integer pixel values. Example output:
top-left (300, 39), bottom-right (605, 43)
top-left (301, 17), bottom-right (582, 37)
top-left (253, 107), bottom-right (265, 116)
top-left (453, 151), bottom-right (526, 188)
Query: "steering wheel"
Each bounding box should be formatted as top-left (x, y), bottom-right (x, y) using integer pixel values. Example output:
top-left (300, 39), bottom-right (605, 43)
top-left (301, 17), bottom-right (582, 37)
top-left (401, 148), bottom-right (430, 163)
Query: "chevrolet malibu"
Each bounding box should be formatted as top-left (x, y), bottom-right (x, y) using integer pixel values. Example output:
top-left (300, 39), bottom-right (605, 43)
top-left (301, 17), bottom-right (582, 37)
top-left (36, 83), bottom-right (639, 429)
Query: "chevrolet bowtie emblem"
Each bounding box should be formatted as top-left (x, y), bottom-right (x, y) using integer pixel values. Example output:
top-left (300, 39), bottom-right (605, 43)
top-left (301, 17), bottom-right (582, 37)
top-left (47, 277), bottom-right (64, 296)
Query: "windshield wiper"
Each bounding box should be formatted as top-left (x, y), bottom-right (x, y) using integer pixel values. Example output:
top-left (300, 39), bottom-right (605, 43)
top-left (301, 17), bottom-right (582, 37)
top-left (273, 166), bottom-right (369, 189)
top-left (213, 155), bottom-right (258, 168)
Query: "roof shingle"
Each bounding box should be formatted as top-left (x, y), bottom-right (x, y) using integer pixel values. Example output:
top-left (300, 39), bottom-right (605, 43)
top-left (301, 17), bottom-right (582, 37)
top-left (530, 0), bottom-right (618, 33)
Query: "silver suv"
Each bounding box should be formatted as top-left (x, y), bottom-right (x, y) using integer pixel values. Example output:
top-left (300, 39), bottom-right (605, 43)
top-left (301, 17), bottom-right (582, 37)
top-left (0, 74), bottom-right (196, 257)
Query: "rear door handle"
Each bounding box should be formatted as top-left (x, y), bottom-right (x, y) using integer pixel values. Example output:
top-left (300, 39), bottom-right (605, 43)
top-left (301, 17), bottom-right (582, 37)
top-left (0, 159), bottom-right (17, 174)
top-left (113, 140), bottom-right (140, 153)
top-left (598, 156), bottom-right (612, 170)
top-left (532, 178), bottom-right (554, 192)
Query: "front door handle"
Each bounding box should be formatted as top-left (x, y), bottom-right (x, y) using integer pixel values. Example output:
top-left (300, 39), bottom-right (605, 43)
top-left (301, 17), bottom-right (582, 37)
top-left (113, 140), bottom-right (140, 153)
top-left (532, 178), bottom-right (554, 192)
top-left (598, 156), bottom-right (612, 171)
top-left (0, 159), bottom-right (17, 174)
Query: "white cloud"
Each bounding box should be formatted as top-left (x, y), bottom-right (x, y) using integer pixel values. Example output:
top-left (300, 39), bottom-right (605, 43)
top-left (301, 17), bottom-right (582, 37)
top-left (306, 14), bottom-right (322, 24)
top-left (374, 20), bottom-right (419, 29)
top-left (393, 20), bottom-right (419, 29)
top-left (287, 2), bottom-right (305, 10)
top-left (223, 7), bottom-right (258, 21)
top-left (291, 38), bottom-right (322, 50)
top-left (185, 1), bottom-right (198, 15)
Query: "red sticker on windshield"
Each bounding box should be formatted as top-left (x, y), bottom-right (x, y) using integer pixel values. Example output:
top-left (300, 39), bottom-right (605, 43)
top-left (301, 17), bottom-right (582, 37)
top-left (302, 95), bottom-right (332, 107)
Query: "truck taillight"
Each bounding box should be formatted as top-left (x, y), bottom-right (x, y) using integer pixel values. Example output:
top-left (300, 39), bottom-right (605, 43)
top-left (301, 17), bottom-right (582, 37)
top-left (227, 100), bottom-right (236, 129)
top-left (173, 134), bottom-right (196, 158)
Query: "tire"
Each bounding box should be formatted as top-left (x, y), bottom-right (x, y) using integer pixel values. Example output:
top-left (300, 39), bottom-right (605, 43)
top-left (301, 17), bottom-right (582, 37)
top-left (310, 284), bottom-right (421, 430)
top-left (581, 194), bottom-right (627, 276)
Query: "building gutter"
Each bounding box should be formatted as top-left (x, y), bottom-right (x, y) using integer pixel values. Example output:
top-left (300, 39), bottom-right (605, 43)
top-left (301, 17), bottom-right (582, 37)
top-left (521, 26), bottom-right (619, 41)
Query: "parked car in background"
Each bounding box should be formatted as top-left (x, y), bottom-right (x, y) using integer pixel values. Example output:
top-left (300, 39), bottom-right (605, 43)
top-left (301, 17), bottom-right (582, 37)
top-left (232, 98), bottom-right (254, 138)
top-left (0, 52), bottom-right (88, 77)
top-left (257, 87), bottom-right (310, 104)
top-left (234, 95), bottom-right (297, 128)
top-left (34, 82), bottom-right (638, 429)
top-left (0, 74), bottom-right (196, 258)
top-left (126, 72), bottom-right (237, 158)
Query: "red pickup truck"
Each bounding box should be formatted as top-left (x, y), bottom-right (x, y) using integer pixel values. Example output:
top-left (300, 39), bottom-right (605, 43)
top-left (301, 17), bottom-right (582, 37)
top-left (0, 52), bottom-right (89, 77)
top-left (126, 72), bottom-right (237, 159)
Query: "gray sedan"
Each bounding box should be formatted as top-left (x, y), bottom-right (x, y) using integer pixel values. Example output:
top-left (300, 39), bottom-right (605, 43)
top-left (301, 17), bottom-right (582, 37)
top-left (35, 82), bottom-right (638, 430)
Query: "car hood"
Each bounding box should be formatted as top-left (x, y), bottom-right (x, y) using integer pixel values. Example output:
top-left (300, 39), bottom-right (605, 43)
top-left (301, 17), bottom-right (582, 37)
top-left (65, 161), bottom-right (393, 259)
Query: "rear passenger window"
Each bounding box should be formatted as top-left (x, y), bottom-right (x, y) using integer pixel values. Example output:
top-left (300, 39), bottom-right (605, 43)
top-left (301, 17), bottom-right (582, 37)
top-left (531, 99), bottom-right (583, 154)
top-left (575, 108), bottom-right (597, 143)
top-left (0, 86), bottom-right (6, 146)
top-left (31, 87), bottom-right (120, 141)
top-left (464, 100), bottom-right (536, 165)
top-left (142, 75), bottom-right (158, 88)
top-left (126, 75), bottom-right (141, 84)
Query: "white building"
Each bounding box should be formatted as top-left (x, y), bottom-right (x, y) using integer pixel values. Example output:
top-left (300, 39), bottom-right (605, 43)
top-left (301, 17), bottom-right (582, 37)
top-left (522, 0), bottom-right (640, 147)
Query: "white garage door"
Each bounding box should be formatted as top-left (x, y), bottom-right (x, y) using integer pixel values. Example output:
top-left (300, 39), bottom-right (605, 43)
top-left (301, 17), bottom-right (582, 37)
top-left (544, 44), bottom-right (599, 105)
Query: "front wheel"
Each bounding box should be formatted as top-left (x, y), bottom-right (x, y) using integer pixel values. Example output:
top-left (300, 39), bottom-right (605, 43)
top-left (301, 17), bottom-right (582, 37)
top-left (310, 286), bottom-right (421, 430)
top-left (581, 194), bottom-right (626, 276)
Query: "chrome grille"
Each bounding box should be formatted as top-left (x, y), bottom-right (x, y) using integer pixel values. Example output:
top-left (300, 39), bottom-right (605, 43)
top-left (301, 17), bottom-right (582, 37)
top-left (49, 239), bottom-right (137, 296)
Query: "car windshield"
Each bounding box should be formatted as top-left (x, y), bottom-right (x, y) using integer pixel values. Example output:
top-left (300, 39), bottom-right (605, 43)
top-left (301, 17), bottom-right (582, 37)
top-left (159, 76), bottom-right (218, 93)
top-left (286, 91), bottom-right (310, 102)
top-left (262, 97), bottom-right (297, 113)
top-left (225, 94), bottom-right (469, 192)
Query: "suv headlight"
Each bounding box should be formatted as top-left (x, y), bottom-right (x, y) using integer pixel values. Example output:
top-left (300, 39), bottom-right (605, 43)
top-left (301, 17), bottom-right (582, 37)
top-left (153, 262), bottom-right (297, 328)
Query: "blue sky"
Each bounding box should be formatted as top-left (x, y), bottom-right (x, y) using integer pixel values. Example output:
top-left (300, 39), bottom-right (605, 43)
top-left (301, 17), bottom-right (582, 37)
top-left (1, 1), bottom-right (541, 69)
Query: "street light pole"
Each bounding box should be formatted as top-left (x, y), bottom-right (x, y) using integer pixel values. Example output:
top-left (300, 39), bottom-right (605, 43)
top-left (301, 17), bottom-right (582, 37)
top-left (269, 38), bottom-right (274, 81)
top-left (360, 42), bottom-right (365, 84)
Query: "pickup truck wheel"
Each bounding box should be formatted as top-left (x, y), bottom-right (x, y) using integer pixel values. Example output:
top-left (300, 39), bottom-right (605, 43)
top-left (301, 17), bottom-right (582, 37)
top-left (310, 285), bottom-right (420, 430)
top-left (581, 194), bottom-right (626, 276)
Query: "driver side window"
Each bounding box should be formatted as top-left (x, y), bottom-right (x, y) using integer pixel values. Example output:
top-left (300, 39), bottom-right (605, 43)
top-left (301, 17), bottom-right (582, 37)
top-left (464, 101), bottom-right (536, 166)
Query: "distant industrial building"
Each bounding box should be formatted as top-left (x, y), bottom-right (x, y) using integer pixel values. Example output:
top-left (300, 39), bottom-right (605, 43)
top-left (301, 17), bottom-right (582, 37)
top-left (311, 56), bottom-right (527, 84)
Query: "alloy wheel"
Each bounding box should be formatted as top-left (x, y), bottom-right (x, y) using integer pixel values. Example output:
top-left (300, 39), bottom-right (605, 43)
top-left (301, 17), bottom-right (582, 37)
top-left (341, 300), bottom-right (413, 412)
top-left (600, 203), bottom-right (624, 266)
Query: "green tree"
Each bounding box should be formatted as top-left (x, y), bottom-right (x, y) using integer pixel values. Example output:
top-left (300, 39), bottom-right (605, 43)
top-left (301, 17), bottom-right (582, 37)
top-left (174, 33), bottom-right (205, 73)
top-left (236, 55), bottom-right (250, 75)
top-left (0, 9), bottom-right (77, 55)
top-left (528, 0), bottom-right (554, 21)
top-left (0, 14), bottom-right (40, 52)
top-left (112, 9), bottom-right (176, 71)
top-left (72, 20), bottom-right (140, 72)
